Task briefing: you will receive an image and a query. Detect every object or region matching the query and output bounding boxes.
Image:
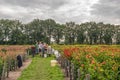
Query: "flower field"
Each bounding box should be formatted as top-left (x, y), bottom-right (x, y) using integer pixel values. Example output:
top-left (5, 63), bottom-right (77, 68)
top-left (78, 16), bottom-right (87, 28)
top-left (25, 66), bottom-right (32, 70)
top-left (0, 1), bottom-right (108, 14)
top-left (0, 45), bottom-right (120, 80)
top-left (0, 45), bottom-right (30, 80)
top-left (52, 45), bottom-right (120, 80)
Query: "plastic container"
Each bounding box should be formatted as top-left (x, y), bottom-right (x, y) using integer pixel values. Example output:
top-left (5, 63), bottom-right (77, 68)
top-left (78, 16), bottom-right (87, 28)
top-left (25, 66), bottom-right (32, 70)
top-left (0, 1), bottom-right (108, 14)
top-left (50, 60), bottom-right (58, 67)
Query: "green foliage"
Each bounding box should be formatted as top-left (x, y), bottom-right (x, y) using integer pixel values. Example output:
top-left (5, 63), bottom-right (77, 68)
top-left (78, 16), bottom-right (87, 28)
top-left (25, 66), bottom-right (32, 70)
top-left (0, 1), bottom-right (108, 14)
top-left (0, 19), bottom-right (120, 45)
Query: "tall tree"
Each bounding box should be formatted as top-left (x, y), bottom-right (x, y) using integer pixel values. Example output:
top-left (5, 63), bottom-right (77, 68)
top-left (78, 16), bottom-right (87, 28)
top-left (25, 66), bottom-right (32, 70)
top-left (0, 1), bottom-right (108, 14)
top-left (103, 24), bottom-right (114, 44)
top-left (52, 24), bottom-right (65, 44)
top-left (65, 22), bottom-right (76, 44)
top-left (76, 24), bottom-right (86, 44)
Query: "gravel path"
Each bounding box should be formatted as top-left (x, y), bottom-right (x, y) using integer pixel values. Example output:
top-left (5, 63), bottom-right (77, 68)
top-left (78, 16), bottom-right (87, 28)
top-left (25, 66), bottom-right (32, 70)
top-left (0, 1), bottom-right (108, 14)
top-left (6, 59), bottom-right (32, 80)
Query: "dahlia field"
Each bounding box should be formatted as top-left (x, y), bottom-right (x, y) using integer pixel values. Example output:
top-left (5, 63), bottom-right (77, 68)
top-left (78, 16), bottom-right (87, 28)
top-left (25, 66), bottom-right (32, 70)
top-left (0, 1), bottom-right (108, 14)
top-left (52, 45), bottom-right (120, 80)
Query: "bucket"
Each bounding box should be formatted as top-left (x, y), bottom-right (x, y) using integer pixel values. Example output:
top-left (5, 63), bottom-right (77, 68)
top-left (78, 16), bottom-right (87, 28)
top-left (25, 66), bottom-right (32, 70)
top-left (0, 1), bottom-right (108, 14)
top-left (51, 60), bottom-right (58, 67)
top-left (44, 54), bottom-right (47, 58)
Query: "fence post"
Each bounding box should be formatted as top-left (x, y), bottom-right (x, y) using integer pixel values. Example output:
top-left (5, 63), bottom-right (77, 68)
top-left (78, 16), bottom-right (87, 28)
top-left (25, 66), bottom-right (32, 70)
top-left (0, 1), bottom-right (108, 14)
top-left (63, 57), bottom-right (66, 69)
top-left (67, 60), bottom-right (70, 77)
top-left (71, 63), bottom-right (75, 80)
top-left (13, 60), bottom-right (16, 71)
top-left (69, 62), bottom-right (72, 80)
top-left (77, 69), bottom-right (81, 80)
top-left (15, 59), bottom-right (18, 70)
top-left (1, 62), bottom-right (6, 80)
top-left (65, 59), bottom-right (68, 77)
top-left (85, 74), bottom-right (90, 80)
top-left (9, 60), bottom-right (12, 71)
top-left (63, 58), bottom-right (65, 69)
top-left (61, 57), bottom-right (63, 68)
top-left (6, 60), bottom-right (10, 78)
top-left (58, 56), bottom-right (62, 64)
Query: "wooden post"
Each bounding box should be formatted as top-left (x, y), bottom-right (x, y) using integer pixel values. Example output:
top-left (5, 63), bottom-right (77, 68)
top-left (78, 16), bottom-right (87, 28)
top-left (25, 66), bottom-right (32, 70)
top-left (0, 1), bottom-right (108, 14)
top-left (69, 62), bottom-right (72, 80)
top-left (68, 61), bottom-right (70, 77)
top-left (1, 62), bottom-right (6, 80)
top-left (85, 74), bottom-right (90, 80)
top-left (66, 66), bottom-right (69, 77)
top-left (77, 69), bottom-right (81, 80)
top-left (58, 56), bottom-right (61, 64)
top-left (65, 59), bottom-right (68, 77)
top-left (71, 63), bottom-right (74, 80)
top-left (62, 58), bottom-right (65, 69)
top-left (61, 57), bottom-right (63, 68)
top-left (10, 61), bottom-right (12, 71)
top-left (6, 60), bottom-right (10, 78)
top-left (63, 58), bottom-right (65, 69)
top-left (15, 59), bottom-right (17, 70)
top-left (12, 60), bottom-right (15, 71)
top-left (65, 59), bottom-right (70, 77)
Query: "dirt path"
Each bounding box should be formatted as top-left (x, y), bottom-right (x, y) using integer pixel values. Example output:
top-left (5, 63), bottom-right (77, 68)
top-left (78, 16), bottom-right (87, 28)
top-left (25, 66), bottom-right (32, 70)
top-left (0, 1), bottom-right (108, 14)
top-left (6, 59), bottom-right (32, 80)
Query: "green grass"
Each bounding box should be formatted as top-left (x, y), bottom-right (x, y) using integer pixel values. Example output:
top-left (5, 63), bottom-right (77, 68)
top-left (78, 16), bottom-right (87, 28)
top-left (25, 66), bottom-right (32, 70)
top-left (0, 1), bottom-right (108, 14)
top-left (17, 56), bottom-right (64, 80)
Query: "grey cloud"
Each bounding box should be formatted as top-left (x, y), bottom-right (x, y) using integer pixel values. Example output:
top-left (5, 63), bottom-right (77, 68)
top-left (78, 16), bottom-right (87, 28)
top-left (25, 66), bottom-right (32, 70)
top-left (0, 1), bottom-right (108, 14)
top-left (0, 0), bottom-right (69, 23)
top-left (1, 0), bottom-right (119, 24)
top-left (91, 0), bottom-right (120, 19)
top-left (1, 0), bottom-right (68, 9)
top-left (0, 13), bottom-right (12, 19)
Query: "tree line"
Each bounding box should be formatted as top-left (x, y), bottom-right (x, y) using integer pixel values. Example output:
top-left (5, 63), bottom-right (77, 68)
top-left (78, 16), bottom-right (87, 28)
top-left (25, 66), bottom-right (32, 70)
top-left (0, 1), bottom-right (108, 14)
top-left (0, 19), bottom-right (120, 45)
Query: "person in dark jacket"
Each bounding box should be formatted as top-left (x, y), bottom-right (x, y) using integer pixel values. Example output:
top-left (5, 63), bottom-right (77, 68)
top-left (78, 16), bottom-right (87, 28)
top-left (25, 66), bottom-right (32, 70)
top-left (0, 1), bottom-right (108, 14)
top-left (17, 55), bottom-right (23, 68)
top-left (31, 46), bottom-right (35, 57)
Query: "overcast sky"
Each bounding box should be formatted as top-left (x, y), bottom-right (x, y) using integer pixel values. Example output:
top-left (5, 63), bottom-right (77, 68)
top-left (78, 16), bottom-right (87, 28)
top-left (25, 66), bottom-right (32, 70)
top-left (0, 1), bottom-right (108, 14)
top-left (0, 0), bottom-right (120, 24)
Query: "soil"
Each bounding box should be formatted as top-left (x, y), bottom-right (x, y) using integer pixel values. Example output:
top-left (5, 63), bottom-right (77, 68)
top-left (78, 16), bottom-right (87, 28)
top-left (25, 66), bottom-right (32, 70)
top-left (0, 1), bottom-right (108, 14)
top-left (6, 59), bottom-right (32, 80)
